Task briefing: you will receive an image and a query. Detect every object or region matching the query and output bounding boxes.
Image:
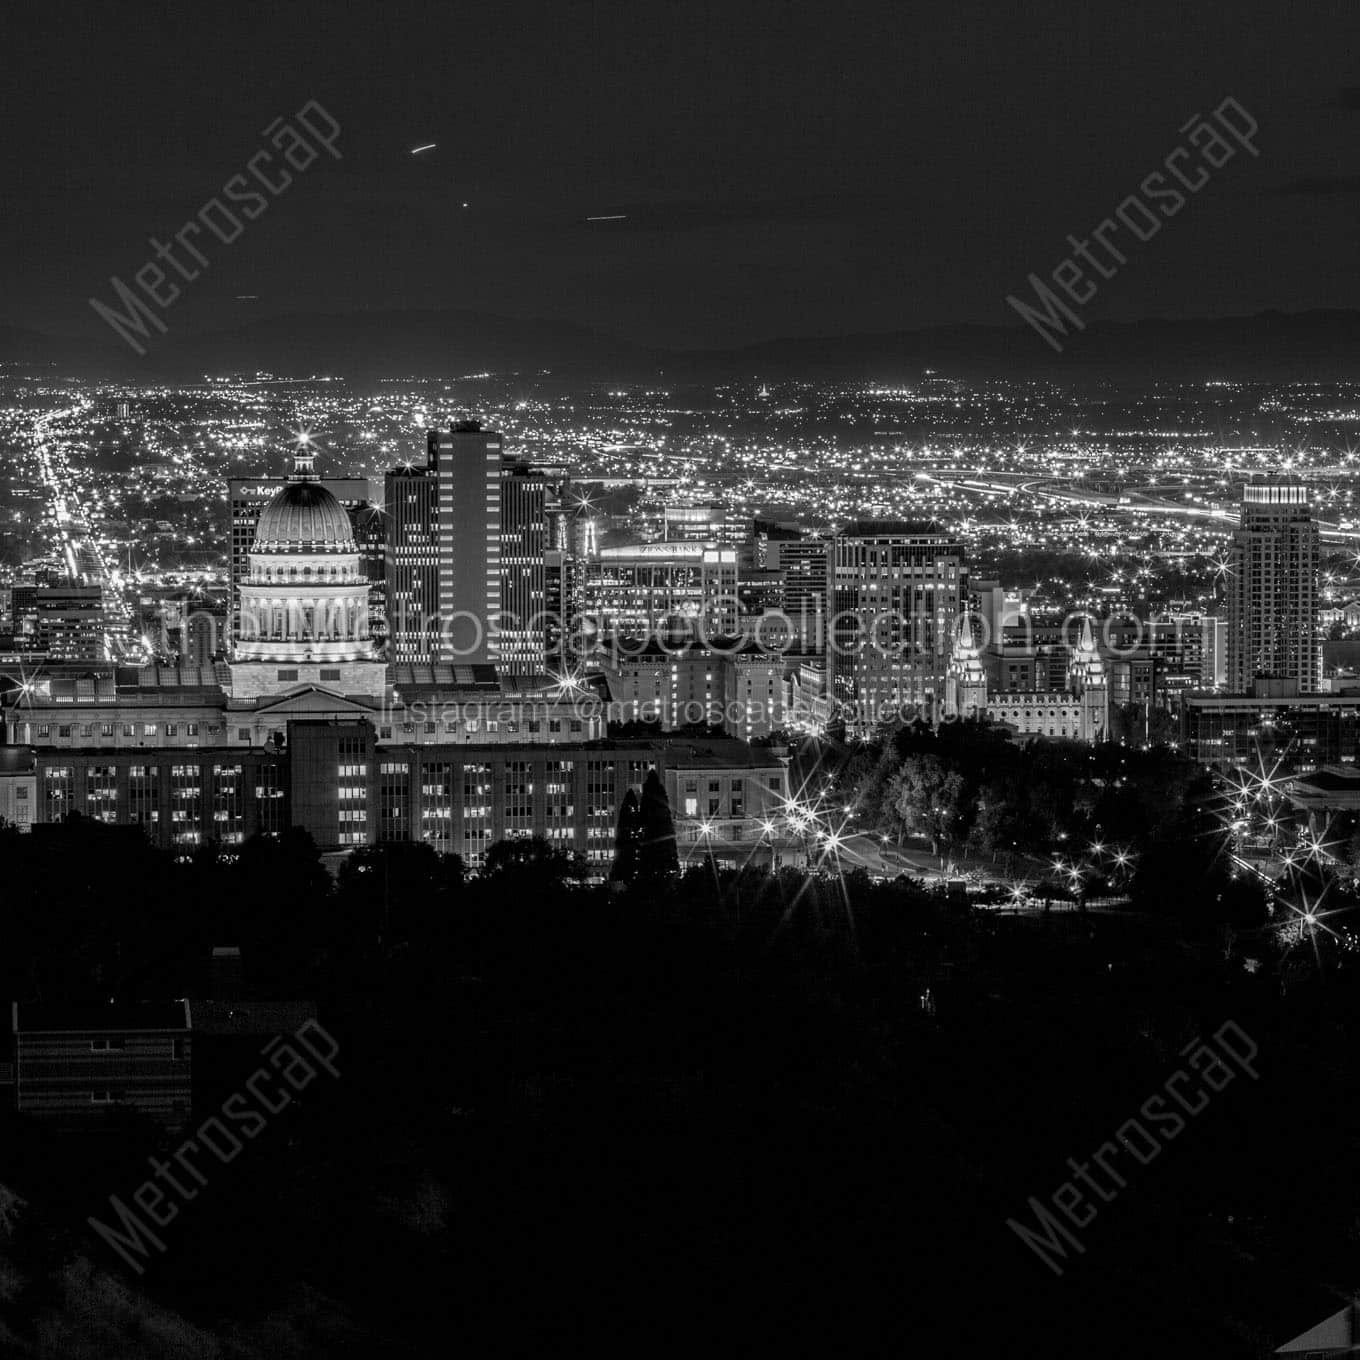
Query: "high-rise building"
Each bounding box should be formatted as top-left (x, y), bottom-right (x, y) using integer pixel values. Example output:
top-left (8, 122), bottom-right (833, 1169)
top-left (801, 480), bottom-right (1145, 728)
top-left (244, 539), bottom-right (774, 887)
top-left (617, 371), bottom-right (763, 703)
top-left (387, 427), bottom-right (555, 670)
top-left (383, 463), bottom-right (438, 663)
top-left (228, 474), bottom-right (369, 644)
top-left (427, 423), bottom-right (503, 665)
top-left (353, 504), bottom-right (388, 652)
top-left (1201, 613), bottom-right (1228, 689)
top-left (15, 585), bottom-right (107, 660)
top-left (828, 519), bottom-right (965, 733)
top-left (499, 462), bottom-right (549, 676)
top-left (662, 502), bottom-right (748, 546)
top-left (1227, 481), bottom-right (1319, 693)
top-left (767, 537), bottom-right (827, 655)
top-left (585, 543), bottom-right (739, 640)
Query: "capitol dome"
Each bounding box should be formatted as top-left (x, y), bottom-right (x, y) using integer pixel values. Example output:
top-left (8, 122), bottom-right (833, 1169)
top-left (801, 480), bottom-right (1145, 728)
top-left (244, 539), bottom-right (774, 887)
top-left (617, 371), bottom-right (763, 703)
top-left (253, 481), bottom-right (356, 553)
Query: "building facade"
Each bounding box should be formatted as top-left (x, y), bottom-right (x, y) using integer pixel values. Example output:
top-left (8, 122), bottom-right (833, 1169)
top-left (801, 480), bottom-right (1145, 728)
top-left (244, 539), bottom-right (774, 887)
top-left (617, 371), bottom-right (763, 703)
top-left (6, 720), bottom-right (791, 872)
top-left (428, 422), bottom-right (503, 665)
top-left (602, 640), bottom-right (787, 741)
top-left (585, 543), bottom-right (738, 639)
top-left (947, 614), bottom-right (1109, 741)
top-left (829, 520), bottom-right (965, 734)
top-left (1227, 480), bottom-right (1319, 693)
top-left (499, 462), bottom-right (549, 676)
top-left (228, 472), bottom-right (369, 645)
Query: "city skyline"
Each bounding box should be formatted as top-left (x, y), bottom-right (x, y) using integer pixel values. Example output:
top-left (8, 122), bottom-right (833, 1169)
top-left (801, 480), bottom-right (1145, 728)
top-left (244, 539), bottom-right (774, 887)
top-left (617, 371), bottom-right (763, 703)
top-left (7, 6), bottom-right (1360, 1359)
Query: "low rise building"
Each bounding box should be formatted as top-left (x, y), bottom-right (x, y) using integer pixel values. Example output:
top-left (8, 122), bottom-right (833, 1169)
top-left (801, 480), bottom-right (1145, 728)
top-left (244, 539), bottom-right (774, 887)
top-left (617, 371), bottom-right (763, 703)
top-left (9, 1001), bottom-right (191, 1131)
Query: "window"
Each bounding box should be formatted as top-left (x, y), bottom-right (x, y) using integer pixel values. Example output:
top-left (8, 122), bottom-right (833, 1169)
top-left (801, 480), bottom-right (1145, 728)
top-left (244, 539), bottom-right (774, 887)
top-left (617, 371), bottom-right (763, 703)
top-left (166, 724), bottom-right (177, 737)
top-left (59, 725), bottom-right (71, 738)
top-left (37, 725), bottom-right (49, 738)
top-left (187, 723), bottom-right (198, 736)
top-left (90, 1038), bottom-right (126, 1052)
top-left (101, 723), bottom-right (113, 736)
top-left (320, 668), bottom-right (341, 681)
top-left (238, 728), bottom-right (250, 741)
top-left (277, 669), bottom-right (299, 681)
top-left (143, 724), bottom-right (157, 736)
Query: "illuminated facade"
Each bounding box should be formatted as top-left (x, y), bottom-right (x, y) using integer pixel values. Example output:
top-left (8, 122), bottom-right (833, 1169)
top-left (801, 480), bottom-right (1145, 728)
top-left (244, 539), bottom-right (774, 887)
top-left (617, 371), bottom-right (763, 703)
top-left (948, 614), bottom-right (1109, 743)
top-left (585, 542), bottom-right (739, 639)
top-left (228, 445), bottom-right (385, 700)
top-left (829, 520), bottom-right (965, 734)
top-left (227, 473), bottom-right (370, 646)
top-left (1227, 480), bottom-right (1319, 693)
top-left (8, 719), bottom-right (790, 870)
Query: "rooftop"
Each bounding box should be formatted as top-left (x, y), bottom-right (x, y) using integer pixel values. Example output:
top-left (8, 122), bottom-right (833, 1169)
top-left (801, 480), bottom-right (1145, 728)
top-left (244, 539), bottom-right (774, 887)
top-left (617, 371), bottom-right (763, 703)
top-left (14, 1000), bottom-right (191, 1033)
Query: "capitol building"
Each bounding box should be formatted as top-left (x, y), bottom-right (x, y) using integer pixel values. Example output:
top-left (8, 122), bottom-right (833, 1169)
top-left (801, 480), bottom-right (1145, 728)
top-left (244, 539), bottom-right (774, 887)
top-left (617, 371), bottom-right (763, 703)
top-left (0, 446), bottom-right (789, 868)
top-left (228, 446), bottom-right (386, 700)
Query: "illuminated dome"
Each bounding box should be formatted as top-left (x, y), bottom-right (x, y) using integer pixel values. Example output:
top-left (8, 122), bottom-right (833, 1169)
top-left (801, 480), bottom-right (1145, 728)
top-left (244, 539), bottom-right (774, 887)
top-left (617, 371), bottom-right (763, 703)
top-left (230, 441), bottom-right (382, 688)
top-left (253, 481), bottom-right (355, 553)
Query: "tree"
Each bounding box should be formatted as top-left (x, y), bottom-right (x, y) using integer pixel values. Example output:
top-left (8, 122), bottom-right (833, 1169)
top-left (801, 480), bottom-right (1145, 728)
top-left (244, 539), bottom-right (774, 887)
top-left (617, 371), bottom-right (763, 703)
top-left (636, 769), bottom-right (680, 881)
top-left (611, 788), bottom-right (642, 882)
top-left (888, 754), bottom-right (968, 853)
top-left (483, 834), bottom-right (587, 883)
top-left (334, 841), bottom-right (463, 949)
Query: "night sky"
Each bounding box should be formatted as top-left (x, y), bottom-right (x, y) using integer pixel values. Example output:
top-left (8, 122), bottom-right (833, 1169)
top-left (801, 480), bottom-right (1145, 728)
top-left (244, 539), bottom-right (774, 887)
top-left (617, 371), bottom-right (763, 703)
top-left (5, 0), bottom-right (1360, 348)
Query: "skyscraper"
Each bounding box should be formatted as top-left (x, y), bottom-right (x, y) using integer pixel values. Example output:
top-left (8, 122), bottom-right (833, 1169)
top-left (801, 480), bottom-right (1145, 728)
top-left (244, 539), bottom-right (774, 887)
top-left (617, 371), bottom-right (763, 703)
top-left (1227, 480), bottom-right (1319, 693)
top-left (427, 423), bottom-right (503, 665)
top-left (768, 537), bottom-right (827, 655)
top-left (383, 461), bottom-right (437, 663)
top-left (499, 461), bottom-right (549, 676)
top-left (828, 519), bottom-right (965, 734)
top-left (354, 503), bottom-right (388, 652)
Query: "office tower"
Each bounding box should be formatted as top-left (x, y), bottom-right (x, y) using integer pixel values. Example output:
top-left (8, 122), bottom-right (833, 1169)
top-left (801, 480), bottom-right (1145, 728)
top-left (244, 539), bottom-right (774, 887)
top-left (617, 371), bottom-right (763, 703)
top-left (354, 504), bottom-right (388, 652)
top-left (546, 503), bottom-right (593, 664)
top-left (662, 502), bottom-right (748, 545)
top-left (1227, 481), bottom-right (1319, 693)
top-left (14, 585), bottom-right (107, 660)
top-left (585, 543), bottom-right (739, 639)
top-left (499, 462), bottom-right (549, 676)
top-left (828, 519), bottom-right (965, 733)
top-left (767, 537), bottom-right (827, 654)
top-left (427, 422), bottom-right (502, 665)
top-left (1201, 614), bottom-right (1228, 689)
top-left (544, 547), bottom-right (569, 664)
top-left (383, 462), bottom-right (437, 662)
top-left (228, 474), bottom-right (369, 644)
